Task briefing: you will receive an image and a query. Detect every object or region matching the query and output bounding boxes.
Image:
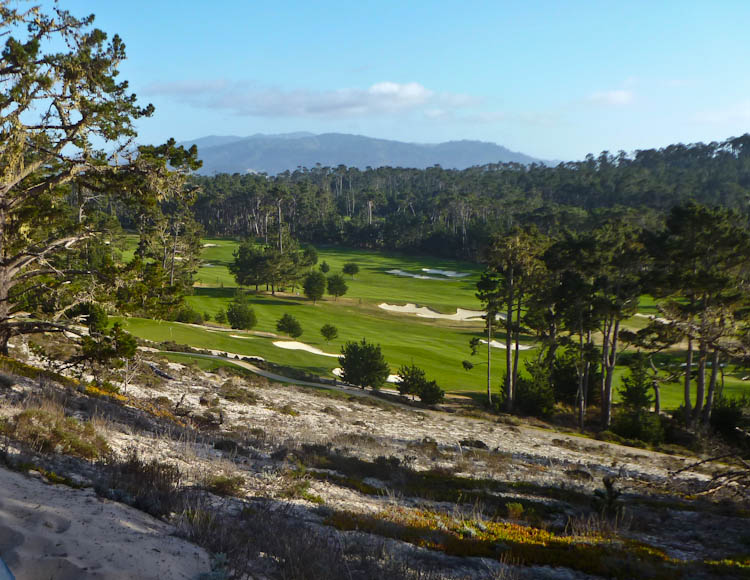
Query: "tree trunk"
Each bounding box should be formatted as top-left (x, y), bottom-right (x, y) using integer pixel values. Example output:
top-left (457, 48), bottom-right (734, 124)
top-left (576, 328), bottom-right (589, 431)
top-left (684, 335), bottom-right (693, 423)
top-left (512, 294), bottom-right (522, 395)
top-left (702, 349), bottom-right (720, 425)
top-left (693, 344), bottom-right (707, 423)
top-left (602, 319), bottom-right (620, 429)
top-left (486, 315), bottom-right (492, 406)
top-left (505, 269), bottom-right (515, 412)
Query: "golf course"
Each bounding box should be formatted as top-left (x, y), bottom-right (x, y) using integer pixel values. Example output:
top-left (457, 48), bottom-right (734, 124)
top-left (115, 237), bottom-right (750, 408)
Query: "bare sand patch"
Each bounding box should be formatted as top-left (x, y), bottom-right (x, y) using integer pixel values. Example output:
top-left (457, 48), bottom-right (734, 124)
top-left (386, 269), bottom-right (444, 280)
top-left (272, 341), bottom-right (339, 357)
top-left (0, 467), bottom-right (210, 580)
top-left (332, 367), bottom-right (401, 385)
top-left (379, 302), bottom-right (490, 321)
top-left (202, 243), bottom-right (218, 247)
top-left (635, 313), bottom-right (671, 324)
top-left (421, 268), bottom-right (470, 278)
top-left (479, 339), bottom-right (534, 350)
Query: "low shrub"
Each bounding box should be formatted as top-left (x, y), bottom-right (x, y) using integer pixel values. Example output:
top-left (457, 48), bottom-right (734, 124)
top-left (1, 407), bottom-right (109, 459)
top-left (174, 306), bottom-right (204, 325)
top-left (710, 395), bottom-right (750, 441)
top-left (611, 411), bottom-right (664, 445)
top-left (206, 474), bottom-right (244, 497)
top-left (97, 449), bottom-right (183, 516)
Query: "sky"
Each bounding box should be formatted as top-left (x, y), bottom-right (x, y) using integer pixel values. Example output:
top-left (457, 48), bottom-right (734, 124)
top-left (36, 0), bottom-right (750, 160)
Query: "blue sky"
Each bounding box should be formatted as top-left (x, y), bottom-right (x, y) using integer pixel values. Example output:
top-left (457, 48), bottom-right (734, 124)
top-left (46, 1), bottom-right (750, 160)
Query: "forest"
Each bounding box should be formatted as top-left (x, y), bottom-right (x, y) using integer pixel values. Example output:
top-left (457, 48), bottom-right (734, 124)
top-left (190, 137), bottom-right (750, 259)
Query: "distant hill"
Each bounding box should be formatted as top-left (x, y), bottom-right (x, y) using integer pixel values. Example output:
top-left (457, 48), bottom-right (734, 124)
top-left (181, 133), bottom-right (543, 175)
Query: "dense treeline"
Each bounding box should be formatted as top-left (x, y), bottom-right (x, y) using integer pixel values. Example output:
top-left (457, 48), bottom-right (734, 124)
top-left (474, 203), bottom-right (750, 436)
top-left (191, 135), bottom-right (750, 259)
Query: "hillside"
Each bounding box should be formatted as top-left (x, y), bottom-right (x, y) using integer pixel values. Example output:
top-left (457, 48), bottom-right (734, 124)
top-left (183, 133), bottom-right (542, 175)
top-left (0, 343), bottom-right (748, 579)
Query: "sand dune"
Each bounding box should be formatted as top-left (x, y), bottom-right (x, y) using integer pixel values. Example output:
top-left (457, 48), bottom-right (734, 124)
top-left (0, 467), bottom-right (210, 580)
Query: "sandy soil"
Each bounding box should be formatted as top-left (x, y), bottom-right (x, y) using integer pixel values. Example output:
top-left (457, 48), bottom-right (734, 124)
top-left (421, 268), bottom-right (470, 278)
top-left (332, 367), bottom-right (401, 384)
top-left (479, 339), bottom-right (534, 350)
top-left (379, 302), bottom-right (486, 321)
top-left (272, 340), bottom-right (339, 357)
top-left (0, 468), bottom-right (210, 580)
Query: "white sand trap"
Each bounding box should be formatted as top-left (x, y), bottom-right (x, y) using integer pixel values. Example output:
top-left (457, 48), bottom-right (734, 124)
top-left (332, 368), bottom-right (401, 383)
top-left (634, 313), bottom-right (671, 324)
top-left (230, 334), bottom-right (253, 339)
top-left (206, 348), bottom-right (265, 361)
top-left (0, 466), bottom-right (210, 580)
top-left (273, 341), bottom-right (339, 358)
top-left (202, 243), bottom-right (218, 247)
top-left (421, 268), bottom-right (470, 278)
top-left (480, 339), bottom-right (534, 350)
top-left (379, 302), bottom-right (502, 322)
top-left (386, 269), bottom-right (445, 280)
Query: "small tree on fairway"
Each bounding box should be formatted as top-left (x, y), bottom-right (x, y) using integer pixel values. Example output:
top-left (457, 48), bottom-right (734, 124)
top-left (396, 363), bottom-right (427, 398)
top-left (343, 262), bottom-right (359, 279)
top-left (339, 339), bottom-right (389, 389)
top-left (319, 261), bottom-right (330, 273)
top-left (327, 274), bottom-right (348, 300)
top-left (277, 313), bottom-right (303, 338)
top-left (303, 271), bottom-right (327, 304)
top-left (320, 323), bottom-right (338, 343)
top-left (397, 363), bottom-right (445, 404)
top-left (226, 298), bottom-right (257, 330)
top-left (214, 310), bottom-right (227, 324)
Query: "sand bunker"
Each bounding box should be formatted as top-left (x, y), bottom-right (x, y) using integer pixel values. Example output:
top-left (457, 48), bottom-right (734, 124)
top-left (421, 268), bottom-right (470, 278)
top-left (230, 334), bottom-right (253, 339)
top-left (202, 243), bottom-right (218, 247)
top-left (0, 467), bottom-right (210, 580)
top-left (635, 313), bottom-right (671, 324)
top-left (386, 268), bottom-right (470, 280)
top-left (480, 339), bottom-right (534, 350)
top-left (386, 269), bottom-right (445, 280)
top-left (332, 368), bottom-right (401, 383)
top-left (379, 302), bottom-right (501, 322)
top-left (273, 341), bottom-right (339, 358)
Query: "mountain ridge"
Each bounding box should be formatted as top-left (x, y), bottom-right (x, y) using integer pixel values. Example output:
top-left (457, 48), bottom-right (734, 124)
top-left (181, 132), bottom-right (544, 174)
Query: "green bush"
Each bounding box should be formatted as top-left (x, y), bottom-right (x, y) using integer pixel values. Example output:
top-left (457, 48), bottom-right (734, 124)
top-left (175, 306), bottom-right (204, 325)
top-left (511, 360), bottom-right (555, 418)
top-left (418, 379), bottom-right (445, 405)
top-left (226, 300), bottom-right (257, 330)
top-left (276, 313), bottom-right (303, 338)
top-left (214, 310), bottom-right (227, 324)
top-left (611, 411), bottom-right (664, 445)
top-left (320, 323), bottom-right (338, 343)
top-left (710, 395), bottom-right (750, 440)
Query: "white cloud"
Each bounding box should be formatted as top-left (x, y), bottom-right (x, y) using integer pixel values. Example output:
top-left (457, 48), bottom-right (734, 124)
top-left (587, 89), bottom-right (634, 106)
top-left (693, 101), bottom-right (750, 124)
top-left (144, 79), bottom-right (476, 119)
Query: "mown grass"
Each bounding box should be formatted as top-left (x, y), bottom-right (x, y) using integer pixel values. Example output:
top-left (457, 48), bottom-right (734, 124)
top-left (118, 236), bottom-right (750, 407)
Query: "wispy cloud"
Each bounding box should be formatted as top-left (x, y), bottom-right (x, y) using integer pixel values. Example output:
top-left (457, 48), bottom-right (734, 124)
top-left (144, 79), bottom-right (479, 119)
top-left (693, 101), bottom-right (750, 125)
top-left (587, 89), bottom-right (635, 106)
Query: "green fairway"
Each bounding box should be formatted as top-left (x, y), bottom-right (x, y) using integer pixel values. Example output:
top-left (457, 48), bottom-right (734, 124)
top-left (116, 236), bottom-right (750, 409)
